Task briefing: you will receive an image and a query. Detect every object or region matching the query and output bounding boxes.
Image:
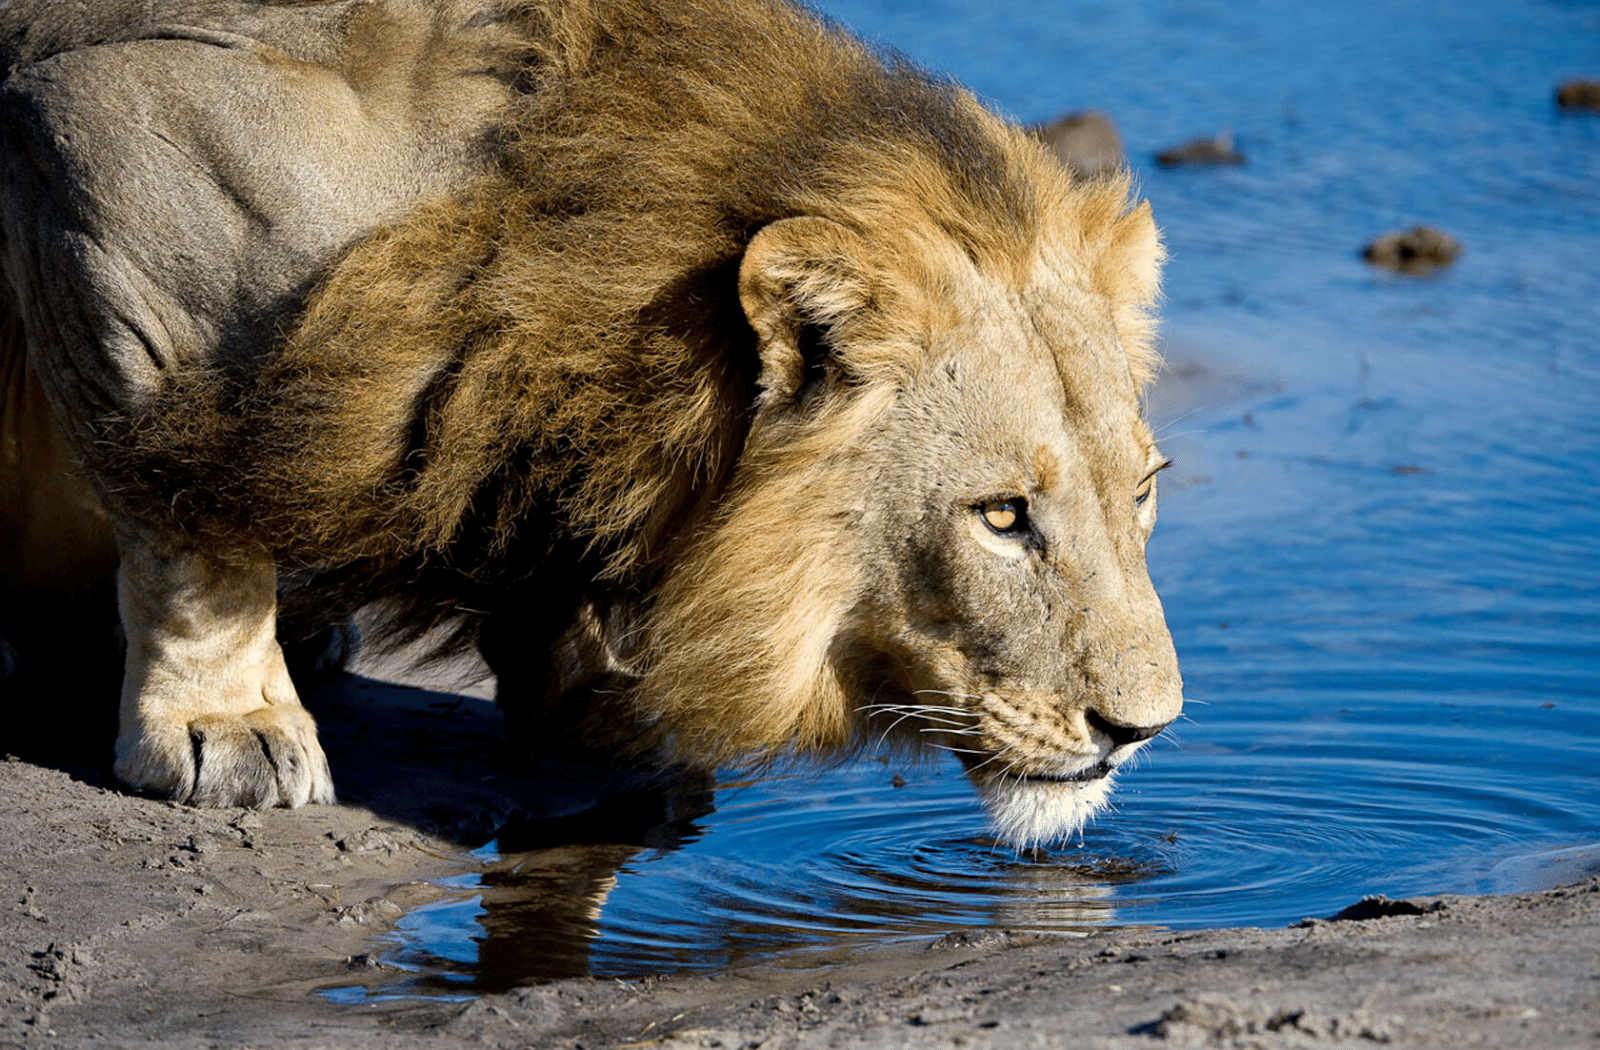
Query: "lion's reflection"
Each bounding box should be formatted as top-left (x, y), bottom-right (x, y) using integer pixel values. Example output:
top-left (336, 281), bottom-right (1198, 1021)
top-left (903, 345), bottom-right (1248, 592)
top-left (471, 782), bottom-right (714, 987)
top-left (390, 791), bottom-right (1137, 991)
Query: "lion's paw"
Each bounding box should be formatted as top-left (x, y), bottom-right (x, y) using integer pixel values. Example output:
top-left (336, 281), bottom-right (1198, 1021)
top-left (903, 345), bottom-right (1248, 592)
top-left (115, 704), bottom-right (335, 808)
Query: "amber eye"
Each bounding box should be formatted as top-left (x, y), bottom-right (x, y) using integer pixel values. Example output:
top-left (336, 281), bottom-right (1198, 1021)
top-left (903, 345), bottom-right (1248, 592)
top-left (979, 497), bottom-right (1028, 534)
top-left (1137, 459), bottom-right (1172, 509)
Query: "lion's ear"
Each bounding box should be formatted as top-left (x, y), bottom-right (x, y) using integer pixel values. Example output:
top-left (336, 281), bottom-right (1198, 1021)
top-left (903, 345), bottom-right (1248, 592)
top-left (1092, 199), bottom-right (1165, 390)
top-left (1103, 200), bottom-right (1162, 305)
top-left (739, 217), bottom-right (874, 408)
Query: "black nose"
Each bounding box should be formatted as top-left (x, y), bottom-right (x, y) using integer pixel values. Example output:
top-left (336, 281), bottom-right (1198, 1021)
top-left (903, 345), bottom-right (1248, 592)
top-left (1086, 709), bottom-right (1170, 747)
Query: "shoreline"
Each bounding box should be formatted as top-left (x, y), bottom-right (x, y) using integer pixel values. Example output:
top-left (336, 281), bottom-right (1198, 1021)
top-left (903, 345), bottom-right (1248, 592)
top-left (4, 677), bottom-right (1596, 1050)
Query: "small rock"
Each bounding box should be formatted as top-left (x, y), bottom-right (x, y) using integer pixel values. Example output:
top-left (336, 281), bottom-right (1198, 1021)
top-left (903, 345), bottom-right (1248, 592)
top-left (1155, 997), bottom-right (1268, 1039)
top-left (1556, 78), bottom-right (1600, 110)
top-left (28, 943), bottom-right (93, 1006)
top-left (20, 886), bottom-right (45, 922)
top-left (1030, 110), bottom-right (1126, 178)
top-left (184, 832), bottom-right (220, 857)
top-left (334, 897), bottom-right (405, 926)
top-left (1156, 130), bottom-right (1245, 167)
top-left (1362, 225), bottom-right (1461, 273)
top-left (336, 827), bottom-right (408, 855)
top-left (909, 1004), bottom-right (974, 1025)
top-left (928, 929), bottom-right (1010, 951)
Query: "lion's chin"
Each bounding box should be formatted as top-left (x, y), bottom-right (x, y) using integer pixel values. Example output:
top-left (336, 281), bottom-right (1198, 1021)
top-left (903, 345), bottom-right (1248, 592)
top-left (974, 773), bottom-right (1116, 850)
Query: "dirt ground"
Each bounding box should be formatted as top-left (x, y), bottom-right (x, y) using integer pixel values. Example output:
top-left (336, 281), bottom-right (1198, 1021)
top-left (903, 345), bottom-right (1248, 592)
top-left (3, 654), bottom-right (1598, 1050)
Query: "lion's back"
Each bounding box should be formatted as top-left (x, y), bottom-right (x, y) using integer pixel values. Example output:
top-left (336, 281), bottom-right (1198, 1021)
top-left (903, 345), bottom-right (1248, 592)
top-left (0, 0), bottom-right (516, 457)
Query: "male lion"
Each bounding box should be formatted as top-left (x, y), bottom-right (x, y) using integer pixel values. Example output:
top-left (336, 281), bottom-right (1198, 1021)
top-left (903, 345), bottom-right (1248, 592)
top-left (0, 0), bottom-right (1182, 846)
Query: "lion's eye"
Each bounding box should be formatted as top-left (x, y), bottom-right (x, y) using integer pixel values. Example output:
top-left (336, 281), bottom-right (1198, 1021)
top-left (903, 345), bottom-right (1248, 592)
top-left (1136, 460), bottom-right (1172, 509)
top-left (979, 497), bottom-right (1028, 534)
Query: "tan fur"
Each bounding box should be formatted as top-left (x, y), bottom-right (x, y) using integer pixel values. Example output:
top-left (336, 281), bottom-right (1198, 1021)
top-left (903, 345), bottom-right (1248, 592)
top-left (1, 0), bottom-right (1179, 843)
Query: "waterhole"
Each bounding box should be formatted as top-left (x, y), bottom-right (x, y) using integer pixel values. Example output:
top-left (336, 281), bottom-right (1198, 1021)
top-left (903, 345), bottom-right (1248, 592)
top-left (326, 0), bottom-right (1600, 1000)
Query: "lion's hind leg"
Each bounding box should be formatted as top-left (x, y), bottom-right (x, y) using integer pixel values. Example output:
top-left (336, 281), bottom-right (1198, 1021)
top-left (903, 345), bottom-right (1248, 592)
top-left (113, 524), bottom-right (334, 808)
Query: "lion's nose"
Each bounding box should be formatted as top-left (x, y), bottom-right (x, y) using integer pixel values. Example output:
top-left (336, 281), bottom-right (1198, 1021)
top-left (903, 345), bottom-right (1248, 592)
top-left (1086, 708), bottom-right (1170, 747)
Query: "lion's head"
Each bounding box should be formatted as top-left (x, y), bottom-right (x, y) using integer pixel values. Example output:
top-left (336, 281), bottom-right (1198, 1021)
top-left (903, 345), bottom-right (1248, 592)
top-left (637, 164), bottom-right (1182, 847)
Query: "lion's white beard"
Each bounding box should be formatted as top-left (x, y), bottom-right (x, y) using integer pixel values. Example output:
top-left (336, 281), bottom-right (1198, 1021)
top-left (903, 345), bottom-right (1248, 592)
top-left (976, 774), bottom-right (1116, 850)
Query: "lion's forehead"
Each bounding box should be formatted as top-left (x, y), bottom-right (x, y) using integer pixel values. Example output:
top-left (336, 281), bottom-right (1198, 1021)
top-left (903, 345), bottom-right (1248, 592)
top-left (913, 280), bottom-right (1153, 483)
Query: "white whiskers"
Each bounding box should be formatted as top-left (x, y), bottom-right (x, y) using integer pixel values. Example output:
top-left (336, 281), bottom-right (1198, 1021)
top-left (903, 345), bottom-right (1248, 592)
top-left (856, 698), bottom-right (982, 753)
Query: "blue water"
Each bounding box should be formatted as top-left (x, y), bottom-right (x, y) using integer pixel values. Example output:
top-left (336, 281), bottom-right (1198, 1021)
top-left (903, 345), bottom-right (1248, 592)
top-left (337, 0), bottom-right (1600, 993)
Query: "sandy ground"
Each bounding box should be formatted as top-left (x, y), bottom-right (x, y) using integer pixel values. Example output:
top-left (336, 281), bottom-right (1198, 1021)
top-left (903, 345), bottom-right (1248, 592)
top-left (5, 357), bottom-right (1598, 1049)
top-left (3, 657), bottom-right (1598, 1050)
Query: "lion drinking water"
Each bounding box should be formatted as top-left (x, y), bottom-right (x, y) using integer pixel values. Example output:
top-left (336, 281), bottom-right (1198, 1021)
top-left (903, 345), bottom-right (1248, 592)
top-left (0, 0), bottom-right (1181, 846)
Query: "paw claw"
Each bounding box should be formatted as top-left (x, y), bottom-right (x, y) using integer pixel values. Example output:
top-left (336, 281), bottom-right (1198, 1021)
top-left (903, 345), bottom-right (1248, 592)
top-left (118, 705), bottom-right (335, 808)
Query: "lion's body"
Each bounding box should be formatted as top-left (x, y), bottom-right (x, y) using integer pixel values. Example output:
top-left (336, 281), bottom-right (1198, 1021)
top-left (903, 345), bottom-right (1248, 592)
top-left (0, 0), bottom-right (1181, 844)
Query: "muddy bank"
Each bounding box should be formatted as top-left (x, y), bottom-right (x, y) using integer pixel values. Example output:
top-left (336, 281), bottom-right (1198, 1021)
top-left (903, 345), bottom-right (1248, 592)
top-left (4, 676), bottom-right (1597, 1050)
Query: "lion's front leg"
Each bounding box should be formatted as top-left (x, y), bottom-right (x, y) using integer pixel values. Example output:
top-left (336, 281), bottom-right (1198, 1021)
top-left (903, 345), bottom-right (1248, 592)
top-left (112, 526), bottom-right (334, 808)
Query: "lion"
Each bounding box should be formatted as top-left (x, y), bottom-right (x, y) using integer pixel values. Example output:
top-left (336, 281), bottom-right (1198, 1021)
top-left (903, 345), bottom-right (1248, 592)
top-left (0, 0), bottom-right (1182, 846)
